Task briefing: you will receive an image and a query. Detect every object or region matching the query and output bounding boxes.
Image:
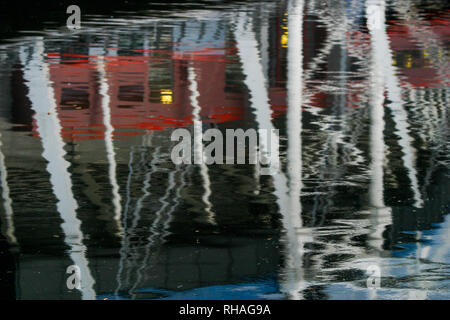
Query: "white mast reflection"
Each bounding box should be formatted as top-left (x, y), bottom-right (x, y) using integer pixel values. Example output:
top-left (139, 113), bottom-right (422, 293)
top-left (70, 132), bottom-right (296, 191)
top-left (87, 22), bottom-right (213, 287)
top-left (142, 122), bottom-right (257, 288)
top-left (366, 0), bottom-right (392, 299)
top-left (95, 48), bottom-right (123, 231)
top-left (367, 0), bottom-right (427, 299)
top-left (233, 0), bottom-right (311, 299)
top-left (367, 0), bottom-right (423, 208)
top-left (188, 65), bottom-right (216, 225)
top-left (20, 39), bottom-right (95, 300)
top-left (0, 131), bottom-right (17, 244)
top-left (284, 0), bottom-right (311, 299)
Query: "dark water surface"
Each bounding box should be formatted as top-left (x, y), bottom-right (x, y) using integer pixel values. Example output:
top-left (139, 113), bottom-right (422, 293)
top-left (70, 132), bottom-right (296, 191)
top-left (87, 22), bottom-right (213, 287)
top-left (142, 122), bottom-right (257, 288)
top-left (0, 0), bottom-right (449, 299)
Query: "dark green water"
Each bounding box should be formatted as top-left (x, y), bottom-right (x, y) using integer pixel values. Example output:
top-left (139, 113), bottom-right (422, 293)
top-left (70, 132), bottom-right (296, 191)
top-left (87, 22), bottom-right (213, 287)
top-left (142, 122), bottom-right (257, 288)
top-left (0, 0), bottom-right (449, 299)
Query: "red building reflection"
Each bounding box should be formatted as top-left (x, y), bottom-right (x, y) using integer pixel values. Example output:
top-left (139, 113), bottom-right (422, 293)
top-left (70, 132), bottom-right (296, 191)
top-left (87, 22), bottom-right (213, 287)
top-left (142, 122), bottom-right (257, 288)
top-left (44, 47), bottom-right (247, 140)
top-left (21, 8), bottom-right (448, 141)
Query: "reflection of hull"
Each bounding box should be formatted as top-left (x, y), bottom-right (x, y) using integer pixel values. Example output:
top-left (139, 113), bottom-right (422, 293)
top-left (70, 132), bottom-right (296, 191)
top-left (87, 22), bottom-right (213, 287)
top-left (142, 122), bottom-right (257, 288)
top-left (16, 235), bottom-right (281, 299)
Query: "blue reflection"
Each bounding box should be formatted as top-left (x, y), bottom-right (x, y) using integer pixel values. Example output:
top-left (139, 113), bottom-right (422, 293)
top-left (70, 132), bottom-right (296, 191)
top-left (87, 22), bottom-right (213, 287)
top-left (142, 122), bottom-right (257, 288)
top-left (100, 277), bottom-right (282, 300)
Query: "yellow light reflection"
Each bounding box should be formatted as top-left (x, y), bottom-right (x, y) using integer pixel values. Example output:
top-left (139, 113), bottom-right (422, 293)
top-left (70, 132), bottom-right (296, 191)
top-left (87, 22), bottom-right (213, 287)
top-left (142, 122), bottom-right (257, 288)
top-left (281, 33), bottom-right (288, 48)
top-left (161, 89), bottom-right (173, 104)
top-left (406, 55), bottom-right (413, 68)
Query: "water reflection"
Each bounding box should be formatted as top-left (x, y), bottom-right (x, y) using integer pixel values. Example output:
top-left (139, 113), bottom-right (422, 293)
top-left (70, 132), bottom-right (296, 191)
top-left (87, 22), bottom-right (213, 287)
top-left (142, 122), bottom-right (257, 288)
top-left (0, 0), bottom-right (448, 300)
top-left (19, 39), bottom-right (95, 299)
